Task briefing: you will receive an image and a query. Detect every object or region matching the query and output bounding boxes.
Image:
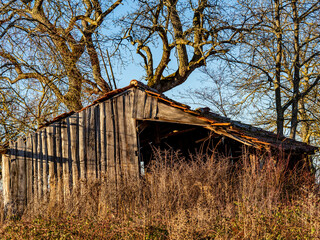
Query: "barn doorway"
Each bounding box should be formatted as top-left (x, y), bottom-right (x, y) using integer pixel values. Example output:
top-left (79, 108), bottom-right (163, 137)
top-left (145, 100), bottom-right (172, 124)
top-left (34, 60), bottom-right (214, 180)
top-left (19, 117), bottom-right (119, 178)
top-left (136, 120), bottom-right (243, 174)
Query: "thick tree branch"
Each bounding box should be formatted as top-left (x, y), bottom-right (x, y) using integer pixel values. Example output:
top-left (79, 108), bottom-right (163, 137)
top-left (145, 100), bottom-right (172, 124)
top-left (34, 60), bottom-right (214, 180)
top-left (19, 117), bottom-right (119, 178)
top-left (165, 0), bottom-right (188, 76)
top-left (85, 33), bottom-right (110, 92)
top-left (283, 75), bottom-right (320, 111)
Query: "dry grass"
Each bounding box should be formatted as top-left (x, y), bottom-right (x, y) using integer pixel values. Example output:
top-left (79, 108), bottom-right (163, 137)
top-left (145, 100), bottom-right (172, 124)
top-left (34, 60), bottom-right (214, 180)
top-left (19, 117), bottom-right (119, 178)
top-left (1, 150), bottom-right (320, 239)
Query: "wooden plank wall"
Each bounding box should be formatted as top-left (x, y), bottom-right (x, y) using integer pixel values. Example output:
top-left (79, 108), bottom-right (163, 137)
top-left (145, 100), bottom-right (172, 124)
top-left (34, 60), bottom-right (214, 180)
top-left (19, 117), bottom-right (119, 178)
top-left (2, 89), bottom-right (159, 216)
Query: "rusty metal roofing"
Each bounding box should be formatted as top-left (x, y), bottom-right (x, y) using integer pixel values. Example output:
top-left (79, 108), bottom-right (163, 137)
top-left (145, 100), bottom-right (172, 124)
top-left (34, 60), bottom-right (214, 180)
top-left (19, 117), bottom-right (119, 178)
top-left (38, 79), bottom-right (317, 154)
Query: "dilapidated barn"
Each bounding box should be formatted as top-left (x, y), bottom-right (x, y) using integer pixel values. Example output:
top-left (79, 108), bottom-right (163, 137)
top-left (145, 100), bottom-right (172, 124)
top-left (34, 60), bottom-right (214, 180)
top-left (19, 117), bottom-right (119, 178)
top-left (1, 80), bottom-right (317, 215)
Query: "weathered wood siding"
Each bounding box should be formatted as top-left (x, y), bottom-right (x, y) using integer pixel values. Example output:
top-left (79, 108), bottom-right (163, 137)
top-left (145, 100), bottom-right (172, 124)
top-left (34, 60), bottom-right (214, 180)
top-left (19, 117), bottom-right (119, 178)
top-left (2, 88), bottom-right (159, 215)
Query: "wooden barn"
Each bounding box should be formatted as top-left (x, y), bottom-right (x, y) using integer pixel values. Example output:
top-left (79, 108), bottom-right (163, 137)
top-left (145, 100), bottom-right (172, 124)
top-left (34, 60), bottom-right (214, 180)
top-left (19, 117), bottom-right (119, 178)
top-left (1, 80), bottom-right (317, 215)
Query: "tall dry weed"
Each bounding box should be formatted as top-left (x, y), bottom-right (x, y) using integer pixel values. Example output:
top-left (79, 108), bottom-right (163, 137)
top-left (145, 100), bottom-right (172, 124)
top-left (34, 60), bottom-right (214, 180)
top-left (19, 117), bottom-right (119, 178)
top-left (2, 150), bottom-right (320, 239)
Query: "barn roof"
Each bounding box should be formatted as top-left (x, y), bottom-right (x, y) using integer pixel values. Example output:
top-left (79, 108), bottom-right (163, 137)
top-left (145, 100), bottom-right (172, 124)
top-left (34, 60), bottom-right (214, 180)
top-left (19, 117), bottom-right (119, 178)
top-left (35, 79), bottom-right (318, 154)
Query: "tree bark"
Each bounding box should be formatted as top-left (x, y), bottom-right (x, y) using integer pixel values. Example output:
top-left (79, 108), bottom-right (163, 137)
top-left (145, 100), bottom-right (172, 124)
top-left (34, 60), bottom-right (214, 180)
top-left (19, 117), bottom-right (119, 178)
top-left (274, 0), bottom-right (284, 137)
top-left (290, 0), bottom-right (300, 139)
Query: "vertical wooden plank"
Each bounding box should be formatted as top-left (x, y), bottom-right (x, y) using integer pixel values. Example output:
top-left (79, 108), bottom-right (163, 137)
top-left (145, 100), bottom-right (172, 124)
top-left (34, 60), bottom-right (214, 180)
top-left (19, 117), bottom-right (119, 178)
top-left (106, 100), bottom-right (116, 187)
top-left (131, 88), bottom-right (138, 118)
top-left (79, 110), bottom-right (87, 189)
top-left (55, 122), bottom-right (63, 202)
top-left (150, 95), bottom-right (158, 119)
top-left (67, 118), bottom-right (73, 191)
top-left (105, 99), bottom-right (118, 208)
top-left (133, 88), bottom-right (147, 119)
top-left (37, 131), bottom-right (43, 201)
top-left (17, 138), bottom-right (27, 213)
top-left (42, 129), bottom-right (49, 201)
top-left (95, 105), bottom-right (101, 179)
top-left (117, 95), bottom-right (129, 181)
top-left (61, 119), bottom-right (71, 200)
top-left (132, 89), bottom-right (158, 119)
top-left (126, 91), bottom-right (140, 179)
top-left (2, 153), bottom-right (12, 217)
top-left (143, 95), bottom-right (152, 119)
top-left (25, 135), bottom-right (33, 205)
top-left (100, 102), bottom-right (107, 175)
top-left (47, 125), bottom-right (56, 204)
top-left (113, 99), bottom-right (122, 185)
top-left (87, 107), bottom-right (96, 180)
top-left (70, 113), bottom-right (79, 190)
top-left (9, 141), bottom-right (18, 214)
top-left (32, 133), bottom-right (38, 205)
top-left (99, 102), bottom-right (107, 214)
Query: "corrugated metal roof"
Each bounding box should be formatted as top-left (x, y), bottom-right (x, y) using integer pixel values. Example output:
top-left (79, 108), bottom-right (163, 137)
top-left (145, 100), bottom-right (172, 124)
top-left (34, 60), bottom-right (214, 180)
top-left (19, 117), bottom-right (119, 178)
top-left (37, 79), bottom-right (317, 154)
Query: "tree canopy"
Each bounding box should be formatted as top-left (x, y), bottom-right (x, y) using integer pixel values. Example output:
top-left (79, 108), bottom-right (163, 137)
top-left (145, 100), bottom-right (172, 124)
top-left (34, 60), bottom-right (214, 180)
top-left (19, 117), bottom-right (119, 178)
top-left (1, 0), bottom-right (320, 144)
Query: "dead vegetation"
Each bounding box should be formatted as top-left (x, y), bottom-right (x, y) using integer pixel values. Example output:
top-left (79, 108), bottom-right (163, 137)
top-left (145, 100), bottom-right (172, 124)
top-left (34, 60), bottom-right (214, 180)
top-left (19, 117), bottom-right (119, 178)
top-left (1, 150), bottom-right (320, 239)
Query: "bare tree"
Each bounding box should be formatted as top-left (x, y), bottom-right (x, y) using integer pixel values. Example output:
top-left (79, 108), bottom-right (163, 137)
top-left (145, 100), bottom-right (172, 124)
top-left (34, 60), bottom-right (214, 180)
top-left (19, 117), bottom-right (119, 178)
top-left (0, 79), bottom-right (58, 144)
top-left (0, 0), bottom-right (122, 111)
top-left (121, 0), bottom-right (257, 93)
top-left (220, 0), bottom-right (320, 141)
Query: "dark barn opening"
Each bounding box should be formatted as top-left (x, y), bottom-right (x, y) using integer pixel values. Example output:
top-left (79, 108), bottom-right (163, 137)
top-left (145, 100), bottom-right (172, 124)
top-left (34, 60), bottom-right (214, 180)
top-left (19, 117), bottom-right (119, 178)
top-left (136, 120), bottom-right (243, 173)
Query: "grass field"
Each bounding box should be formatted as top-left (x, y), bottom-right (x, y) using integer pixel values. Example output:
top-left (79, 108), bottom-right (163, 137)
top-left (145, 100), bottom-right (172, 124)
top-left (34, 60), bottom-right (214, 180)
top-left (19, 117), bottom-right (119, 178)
top-left (1, 151), bottom-right (319, 239)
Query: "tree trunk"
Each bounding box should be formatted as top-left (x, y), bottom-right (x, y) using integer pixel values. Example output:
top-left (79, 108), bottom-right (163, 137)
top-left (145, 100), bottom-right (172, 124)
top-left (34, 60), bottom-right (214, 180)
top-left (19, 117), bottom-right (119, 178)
top-left (290, 0), bottom-right (300, 139)
top-left (274, 0), bottom-right (284, 137)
